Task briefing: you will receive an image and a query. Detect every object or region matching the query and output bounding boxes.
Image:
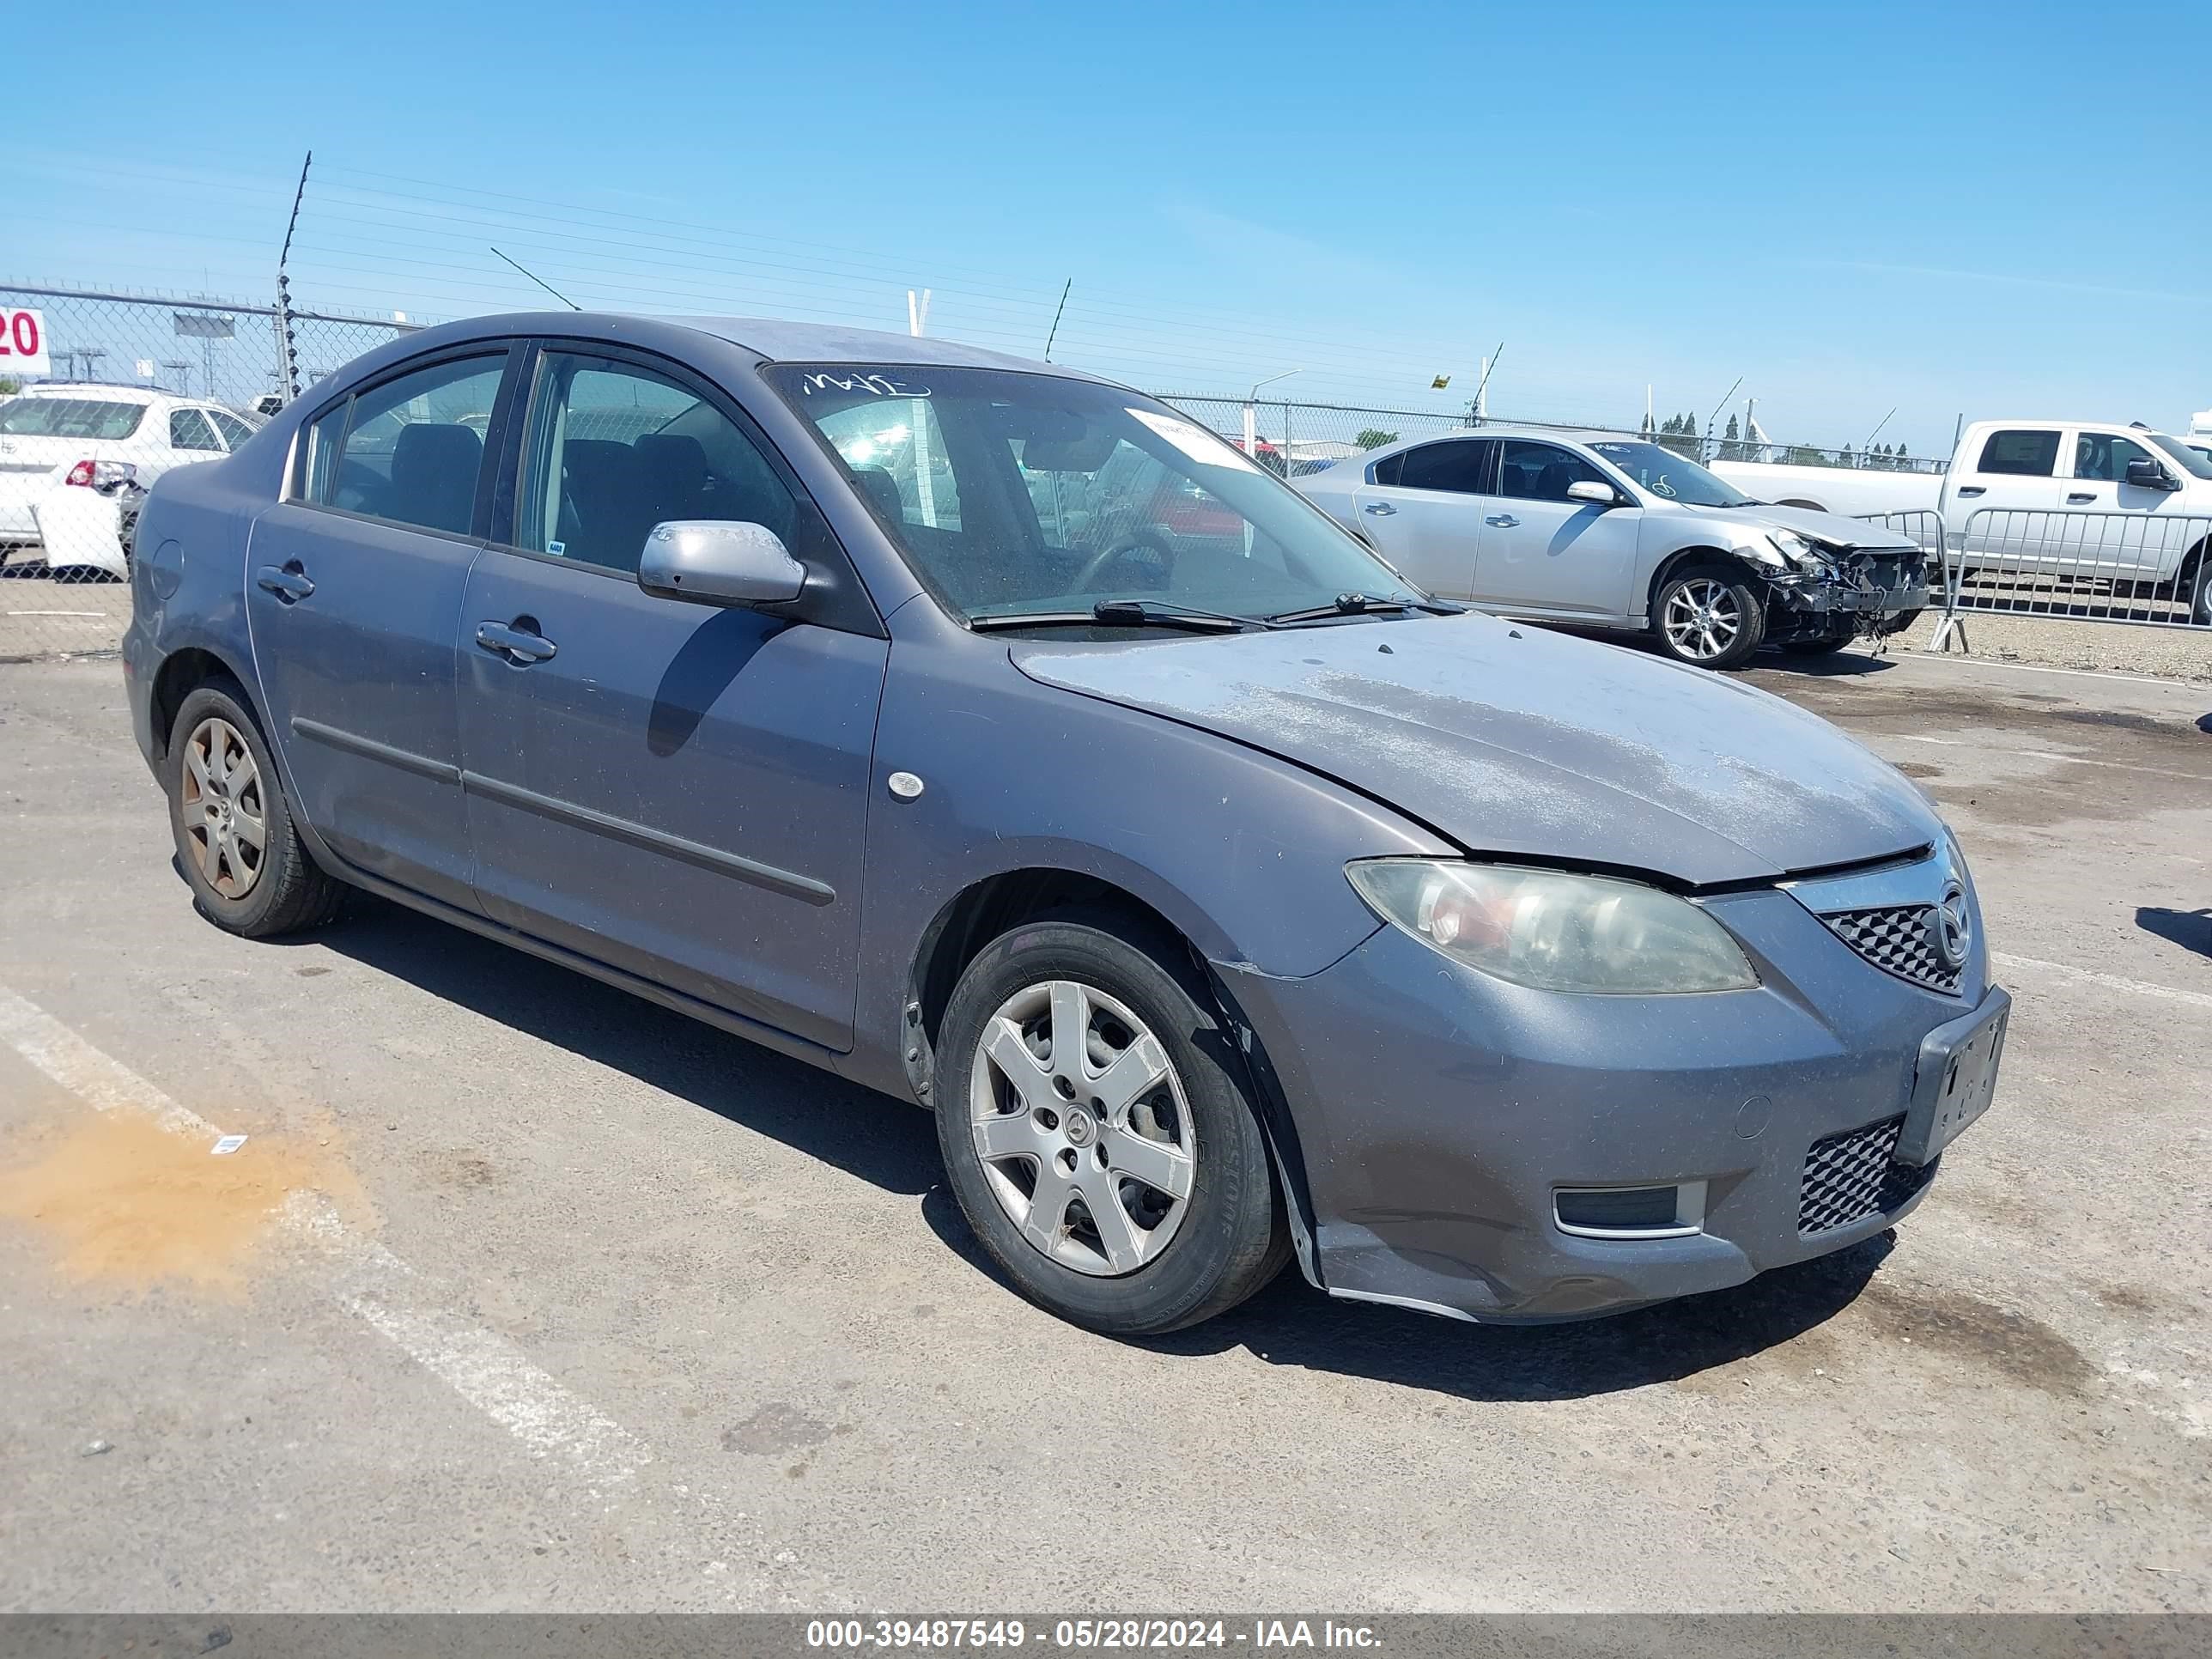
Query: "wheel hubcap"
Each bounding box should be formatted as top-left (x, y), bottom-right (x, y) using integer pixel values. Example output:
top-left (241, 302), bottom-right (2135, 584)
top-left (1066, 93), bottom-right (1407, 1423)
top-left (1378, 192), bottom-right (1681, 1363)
top-left (179, 716), bottom-right (267, 899)
top-left (969, 979), bottom-right (1195, 1277)
top-left (1665, 578), bottom-right (1743, 659)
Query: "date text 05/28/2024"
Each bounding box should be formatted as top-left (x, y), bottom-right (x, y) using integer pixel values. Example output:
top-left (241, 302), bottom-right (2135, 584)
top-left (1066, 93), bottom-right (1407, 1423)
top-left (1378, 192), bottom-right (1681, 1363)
top-left (804, 1620), bottom-right (1382, 1650)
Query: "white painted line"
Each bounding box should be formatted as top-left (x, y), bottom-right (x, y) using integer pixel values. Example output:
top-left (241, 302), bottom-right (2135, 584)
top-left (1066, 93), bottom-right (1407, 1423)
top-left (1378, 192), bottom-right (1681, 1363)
top-left (0, 981), bottom-right (647, 1486)
top-left (1991, 952), bottom-right (2212, 1012)
top-left (1905, 650), bottom-right (2212, 690)
top-left (1886, 732), bottom-right (2212, 782)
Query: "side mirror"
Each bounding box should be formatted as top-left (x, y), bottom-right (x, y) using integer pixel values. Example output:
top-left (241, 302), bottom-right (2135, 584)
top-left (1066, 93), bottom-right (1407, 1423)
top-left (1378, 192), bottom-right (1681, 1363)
top-left (637, 520), bottom-right (805, 607)
top-left (1565, 479), bottom-right (1621, 507)
top-left (2124, 457), bottom-right (2178, 491)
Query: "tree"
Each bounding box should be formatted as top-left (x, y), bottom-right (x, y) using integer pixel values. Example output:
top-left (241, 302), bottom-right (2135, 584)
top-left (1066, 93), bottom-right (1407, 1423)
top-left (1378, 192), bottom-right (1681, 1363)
top-left (1355, 428), bottom-right (1399, 451)
top-left (1721, 414), bottom-right (1742, 461)
top-left (0, 377), bottom-right (18, 397)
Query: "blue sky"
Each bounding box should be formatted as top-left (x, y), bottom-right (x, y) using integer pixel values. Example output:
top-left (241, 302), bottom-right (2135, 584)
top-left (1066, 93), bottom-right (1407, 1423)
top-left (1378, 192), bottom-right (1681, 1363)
top-left (6, 0), bottom-right (2209, 454)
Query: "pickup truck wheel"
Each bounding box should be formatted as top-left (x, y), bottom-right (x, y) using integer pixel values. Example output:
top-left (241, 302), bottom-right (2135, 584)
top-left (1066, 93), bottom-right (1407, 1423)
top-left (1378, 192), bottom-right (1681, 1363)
top-left (2190, 554), bottom-right (2211, 626)
top-left (935, 916), bottom-right (1288, 1336)
top-left (1653, 564), bottom-right (1765, 670)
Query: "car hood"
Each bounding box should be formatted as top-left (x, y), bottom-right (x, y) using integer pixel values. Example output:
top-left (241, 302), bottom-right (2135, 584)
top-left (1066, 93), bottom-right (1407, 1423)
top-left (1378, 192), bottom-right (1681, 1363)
top-left (1727, 501), bottom-right (1921, 551)
top-left (1011, 615), bottom-right (1942, 886)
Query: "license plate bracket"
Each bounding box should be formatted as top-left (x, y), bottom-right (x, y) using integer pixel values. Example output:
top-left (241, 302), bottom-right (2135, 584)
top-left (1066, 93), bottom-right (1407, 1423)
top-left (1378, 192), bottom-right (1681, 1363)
top-left (1898, 986), bottom-right (2009, 1166)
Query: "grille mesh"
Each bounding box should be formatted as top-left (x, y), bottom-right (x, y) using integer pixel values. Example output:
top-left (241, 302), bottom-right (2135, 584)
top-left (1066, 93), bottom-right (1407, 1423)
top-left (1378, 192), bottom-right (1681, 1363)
top-left (1799, 1114), bottom-right (1940, 1236)
top-left (1820, 904), bottom-right (1962, 995)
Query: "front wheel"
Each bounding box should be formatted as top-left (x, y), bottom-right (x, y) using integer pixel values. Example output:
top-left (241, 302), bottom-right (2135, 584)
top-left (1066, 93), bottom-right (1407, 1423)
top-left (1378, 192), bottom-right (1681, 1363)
top-left (934, 916), bottom-right (1288, 1335)
top-left (1651, 563), bottom-right (1766, 670)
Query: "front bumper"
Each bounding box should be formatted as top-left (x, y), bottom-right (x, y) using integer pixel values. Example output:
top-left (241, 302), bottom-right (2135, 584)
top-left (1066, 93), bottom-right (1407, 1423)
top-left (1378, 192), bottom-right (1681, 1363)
top-left (1216, 885), bottom-right (1994, 1322)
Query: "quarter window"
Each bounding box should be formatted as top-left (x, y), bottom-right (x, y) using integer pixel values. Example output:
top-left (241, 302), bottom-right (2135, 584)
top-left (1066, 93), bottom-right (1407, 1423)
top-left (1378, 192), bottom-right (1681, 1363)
top-left (2073, 432), bottom-right (2153, 483)
top-left (1392, 441), bottom-right (1492, 495)
top-left (1977, 429), bottom-right (2060, 477)
top-left (1497, 441), bottom-right (1611, 502)
top-left (517, 352), bottom-right (799, 573)
top-left (306, 354), bottom-right (507, 535)
top-left (168, 408), bottom-right (221, 451)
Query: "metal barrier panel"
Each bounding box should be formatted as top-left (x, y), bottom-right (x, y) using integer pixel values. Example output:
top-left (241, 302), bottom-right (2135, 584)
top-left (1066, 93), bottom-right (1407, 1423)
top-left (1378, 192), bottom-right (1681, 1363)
top-left (1946, 507), bottom-right (2211, 629)
top-left (0, 284), bottom-right (413, 660)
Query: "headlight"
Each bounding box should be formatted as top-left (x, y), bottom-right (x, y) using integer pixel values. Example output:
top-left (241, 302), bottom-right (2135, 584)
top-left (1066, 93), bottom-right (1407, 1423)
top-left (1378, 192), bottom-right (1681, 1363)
top-left (1768, 530), bottom-right (1834, 574)
top-left (1345, 860), bottom-right (1759, 994)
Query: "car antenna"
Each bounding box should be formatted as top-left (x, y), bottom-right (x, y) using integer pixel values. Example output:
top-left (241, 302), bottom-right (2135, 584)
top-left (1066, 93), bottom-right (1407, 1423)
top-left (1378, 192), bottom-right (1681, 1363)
top-left (1043, 279), bottom-right (1073, 361)
top-left (490, 246), bottom-right (581, 311)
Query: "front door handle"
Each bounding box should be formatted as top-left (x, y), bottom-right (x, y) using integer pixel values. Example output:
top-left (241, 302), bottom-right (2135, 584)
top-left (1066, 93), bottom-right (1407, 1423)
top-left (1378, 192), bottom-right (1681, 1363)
top-left (2066, 491), bottom-right (2095, 503)
top-left (255, 562), bottom-right (315, 604)
top-left (475, 620), bottom-right (558, 664)
top-left (1955, 486), bottom-right (1985, 498)
top-left (1485, 514), bottom-right (1522, 528)
top-left (1362, 501), bottom-right (1397, 516)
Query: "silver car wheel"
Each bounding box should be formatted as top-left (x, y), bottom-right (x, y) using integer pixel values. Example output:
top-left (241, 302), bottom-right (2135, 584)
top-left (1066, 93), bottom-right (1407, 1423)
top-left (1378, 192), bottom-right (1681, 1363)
top-left (1664, 577), bottom-right (1744, 661)
top-left (179, 716), bottom-right (267, 899)
top-left (969, 979), bottom-right (1196, 1277)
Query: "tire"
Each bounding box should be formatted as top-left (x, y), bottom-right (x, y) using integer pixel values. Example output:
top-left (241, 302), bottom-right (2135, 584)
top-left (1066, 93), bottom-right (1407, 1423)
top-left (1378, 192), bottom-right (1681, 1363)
top-left (2189, 552), bottom-right (2211, 627)
top-left (934, 915), bottom-right (1289, 1335)
top-left (1651, 562), bottom-right (1766, 670)
top-left (168, 682), bottom-right (345, 938)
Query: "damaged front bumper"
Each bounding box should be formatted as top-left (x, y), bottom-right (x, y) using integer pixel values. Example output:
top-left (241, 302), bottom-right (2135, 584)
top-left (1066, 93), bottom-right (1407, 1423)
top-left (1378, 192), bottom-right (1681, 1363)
top-left (1765, 551), bottom-right (1929, 640)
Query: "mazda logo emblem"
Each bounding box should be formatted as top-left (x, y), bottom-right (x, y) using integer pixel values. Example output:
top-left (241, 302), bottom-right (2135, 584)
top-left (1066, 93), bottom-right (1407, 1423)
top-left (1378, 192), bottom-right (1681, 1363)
top-left (1931, 884), bottom-right (1972, 973)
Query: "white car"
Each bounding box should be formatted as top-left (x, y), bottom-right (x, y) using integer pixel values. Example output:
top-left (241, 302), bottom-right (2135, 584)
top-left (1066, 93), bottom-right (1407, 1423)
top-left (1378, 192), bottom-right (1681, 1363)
top-left (0, 385), bottom-right (258, 575)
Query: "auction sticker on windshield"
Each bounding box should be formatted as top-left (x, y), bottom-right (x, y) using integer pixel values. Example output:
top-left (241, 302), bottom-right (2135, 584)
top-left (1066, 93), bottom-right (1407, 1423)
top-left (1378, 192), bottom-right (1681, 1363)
top-left (1127, 407), bottom-right (1261, 472)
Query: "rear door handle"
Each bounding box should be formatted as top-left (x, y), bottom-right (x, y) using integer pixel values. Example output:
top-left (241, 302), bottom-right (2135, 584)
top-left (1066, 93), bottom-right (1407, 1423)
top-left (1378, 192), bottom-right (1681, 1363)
top-left (2066, 492), bottom-right (2095, 503)
top-left (255, 562), bottom-right (314, 603)
top-left (475, 620), bottom-right (558, 664)
top-left (1955, 486), bottom-right (1985, 498)
top-left (1362, 501), bottom-right (1396, 516)
top-left (1486, 514), bottom-right (1521, 528)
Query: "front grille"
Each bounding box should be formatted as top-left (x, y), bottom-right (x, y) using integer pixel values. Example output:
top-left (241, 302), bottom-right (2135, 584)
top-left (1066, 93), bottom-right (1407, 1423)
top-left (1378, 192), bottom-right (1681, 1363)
top-left (1799, 1114), bottom-right (1940, 1236)
top-left (1820, 904), bottom-right (1962, 995)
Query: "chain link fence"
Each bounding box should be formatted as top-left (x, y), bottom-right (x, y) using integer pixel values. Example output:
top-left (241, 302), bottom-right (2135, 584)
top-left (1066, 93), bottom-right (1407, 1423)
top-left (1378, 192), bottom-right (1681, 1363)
top-left (0, 283), bottom-right (415, 659)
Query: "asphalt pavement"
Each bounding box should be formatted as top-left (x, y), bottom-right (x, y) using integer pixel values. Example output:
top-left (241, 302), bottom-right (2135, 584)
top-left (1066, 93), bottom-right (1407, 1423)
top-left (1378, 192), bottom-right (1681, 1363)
top-left (0, 646), bottom-right (2206, 1613)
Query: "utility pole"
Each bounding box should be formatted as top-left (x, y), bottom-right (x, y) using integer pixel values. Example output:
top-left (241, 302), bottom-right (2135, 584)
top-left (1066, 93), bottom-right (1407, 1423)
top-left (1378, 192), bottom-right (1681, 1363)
top-left (272, 150), bottom-right (312, 404)
top-left (1468, 342), bottom-right (1504, 426)
top-left (906, 289), bottom-right (933, 337)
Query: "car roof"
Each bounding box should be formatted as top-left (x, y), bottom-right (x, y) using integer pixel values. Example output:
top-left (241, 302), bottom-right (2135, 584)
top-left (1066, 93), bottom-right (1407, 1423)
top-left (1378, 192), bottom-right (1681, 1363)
top-left (659, 315), bottom-right (1103, 378)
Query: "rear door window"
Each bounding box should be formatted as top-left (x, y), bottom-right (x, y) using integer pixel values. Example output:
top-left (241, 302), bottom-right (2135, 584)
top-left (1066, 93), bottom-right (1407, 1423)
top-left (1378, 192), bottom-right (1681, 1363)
top-left (1392, 440), bottom-right (1494, 494)
top-left (1976, 429), bottom-right (2060, 477)
top-left (305, 354), bottom-right (507, 536)
top-left (168, 408), bottom-right (222, 452)
top-left (208, 410), bottom-right (256, 449)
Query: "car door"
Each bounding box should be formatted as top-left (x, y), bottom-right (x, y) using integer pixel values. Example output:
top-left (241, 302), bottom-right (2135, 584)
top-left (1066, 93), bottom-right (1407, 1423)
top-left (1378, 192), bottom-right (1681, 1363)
top-left (245, 346), bottom-right (516, 910)
top-left (1952, 426), bottom-right (2063, 574)
top-left (2059, 428), bottom-right (2182, 581)
top-left (1346, 438), bottom-right (1496, 597)
top-left (1469, 441), bottom-right (1642, 618)
top-left (454, 343), bottom-right (887, 1052)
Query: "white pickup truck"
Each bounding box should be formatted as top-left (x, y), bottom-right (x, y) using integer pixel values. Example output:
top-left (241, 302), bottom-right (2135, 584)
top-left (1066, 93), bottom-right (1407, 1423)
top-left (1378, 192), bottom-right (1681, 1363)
top-left (1711, 418), bottom-right (2212, 622)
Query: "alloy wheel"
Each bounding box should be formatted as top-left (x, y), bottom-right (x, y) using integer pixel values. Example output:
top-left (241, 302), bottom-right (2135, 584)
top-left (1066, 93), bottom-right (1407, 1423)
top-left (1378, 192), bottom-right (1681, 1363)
top-left (1664, 578), bottom-right (1744, 660)
top-left (179, 716), bottom-right (267, 898)
top-left (969, 979), bottom-right (1196, 1277)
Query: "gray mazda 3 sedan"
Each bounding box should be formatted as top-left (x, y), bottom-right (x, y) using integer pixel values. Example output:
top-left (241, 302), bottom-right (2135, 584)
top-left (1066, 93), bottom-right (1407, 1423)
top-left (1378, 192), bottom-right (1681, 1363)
top-left (121, 313), bottom-right (2008, 1335)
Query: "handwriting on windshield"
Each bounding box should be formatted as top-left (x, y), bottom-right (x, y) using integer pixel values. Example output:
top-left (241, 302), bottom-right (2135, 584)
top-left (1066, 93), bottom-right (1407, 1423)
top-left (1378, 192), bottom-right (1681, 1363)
top-left (801, 371), bottom-right (932, 398)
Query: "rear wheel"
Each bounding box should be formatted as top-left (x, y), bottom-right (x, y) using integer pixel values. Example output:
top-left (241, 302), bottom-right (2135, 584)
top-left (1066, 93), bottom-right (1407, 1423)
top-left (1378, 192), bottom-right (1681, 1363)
top-left (2188, 551), bottom-right (2211, 626)
top-left (1651, 563), bottom-right (1766, 670)
top-left (934, 915), bottom-right (1288, 1335)
top-left (168, 683), bottom-right (345, 938)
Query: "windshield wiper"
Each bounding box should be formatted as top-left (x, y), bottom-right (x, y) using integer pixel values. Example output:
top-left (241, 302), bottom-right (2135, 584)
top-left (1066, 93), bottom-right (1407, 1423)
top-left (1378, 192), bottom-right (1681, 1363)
top-left (969, 600), bottom-right (1268, 634)
top-left (1267, 592), bottom-right (1466, 624)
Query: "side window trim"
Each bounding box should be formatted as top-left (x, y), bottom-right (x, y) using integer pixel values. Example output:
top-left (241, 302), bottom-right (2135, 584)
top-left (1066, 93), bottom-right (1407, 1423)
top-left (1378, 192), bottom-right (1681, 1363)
top-left (283, 343), bottom-right (520, 542)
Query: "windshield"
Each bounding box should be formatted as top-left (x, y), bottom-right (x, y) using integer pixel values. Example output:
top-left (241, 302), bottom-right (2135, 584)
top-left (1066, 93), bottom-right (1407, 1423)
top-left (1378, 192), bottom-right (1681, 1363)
top-left (1586, 440), bottom-right (1751, 507)
top-left (0, 396), bottom-right (147, 440)
top-left (2146, 433), bottom-right (2212, 481)
top-left (765, 365), bottom-right (1423, 624)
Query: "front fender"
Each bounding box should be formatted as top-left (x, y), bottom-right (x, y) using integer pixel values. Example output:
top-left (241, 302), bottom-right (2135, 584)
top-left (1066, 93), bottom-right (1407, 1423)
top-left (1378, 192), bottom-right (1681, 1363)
top-left (838, 624), bottom-right (1453, 1101)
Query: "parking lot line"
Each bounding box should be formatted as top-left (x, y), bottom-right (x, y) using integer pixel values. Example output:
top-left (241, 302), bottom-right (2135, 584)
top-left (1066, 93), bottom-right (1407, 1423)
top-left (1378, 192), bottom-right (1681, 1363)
top-left (1884, 732), bottom-right (2212, 782)
top-left (1990, 952), bottom-right (2212, 1011)
top-left (0, 979), bottom-right (650, 1487)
